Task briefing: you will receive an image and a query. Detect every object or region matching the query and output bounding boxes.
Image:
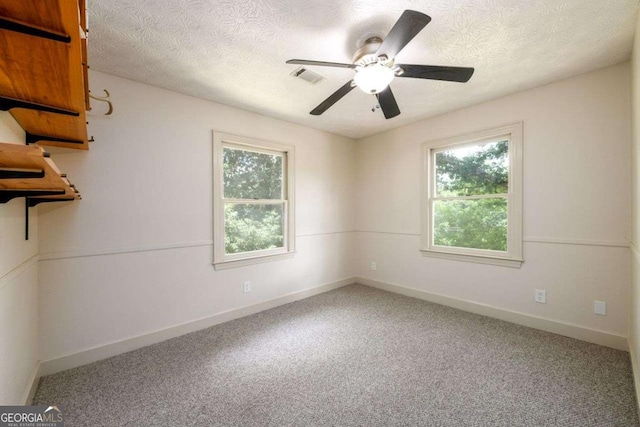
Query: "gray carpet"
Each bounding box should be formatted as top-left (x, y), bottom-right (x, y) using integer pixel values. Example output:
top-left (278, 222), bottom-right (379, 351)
top-left (34, 284), bottom-right (639, 426)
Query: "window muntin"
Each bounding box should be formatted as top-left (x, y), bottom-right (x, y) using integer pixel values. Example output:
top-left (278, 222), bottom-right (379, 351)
top-left (213, 133), bottom-right (295, 268)
top-left (422, 124), bottom-right (522, 267)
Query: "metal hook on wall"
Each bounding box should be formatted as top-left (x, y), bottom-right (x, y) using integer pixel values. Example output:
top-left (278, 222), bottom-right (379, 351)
top-left (89, 89), bottom-right (113, 115)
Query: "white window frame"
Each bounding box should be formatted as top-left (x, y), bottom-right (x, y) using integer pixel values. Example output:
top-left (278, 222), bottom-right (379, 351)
top-left (213, 131), bottom-right (295, 270)
top-left (421, 123), bottom-right (523, 268)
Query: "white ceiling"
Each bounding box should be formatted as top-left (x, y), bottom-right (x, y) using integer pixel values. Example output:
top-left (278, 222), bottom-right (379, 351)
top-left (88, 0), bottom-right (638, 139)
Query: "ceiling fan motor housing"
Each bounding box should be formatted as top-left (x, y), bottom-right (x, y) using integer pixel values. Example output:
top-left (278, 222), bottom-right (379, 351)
top-left (353, 37), bottom-right (386, 66)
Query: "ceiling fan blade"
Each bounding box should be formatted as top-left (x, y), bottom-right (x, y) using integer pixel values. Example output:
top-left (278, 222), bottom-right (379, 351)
top-left (310, 80), bottom-right (356, 115)
top-left (396, 64), bottom-right (475, 82)
top-left (377, 10), bottom-right (431, 60)
top-left (375, 86), bottom-right (401, 119)
top-left (286, 59), bottom-right (356, 69)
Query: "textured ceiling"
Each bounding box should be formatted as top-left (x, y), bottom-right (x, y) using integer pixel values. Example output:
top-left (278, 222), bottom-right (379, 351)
top-left (88, 0), bottom-right (638, 139)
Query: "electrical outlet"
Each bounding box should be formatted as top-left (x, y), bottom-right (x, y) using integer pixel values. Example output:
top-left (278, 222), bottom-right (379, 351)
top-left (535, 289), bottom-right (546, 304)
top-left (594, 300), bottom-right (606, 315)
top-left (243, 281), bottom-right (251, 293)
top-left (370, 261), bottom-right (377, 271)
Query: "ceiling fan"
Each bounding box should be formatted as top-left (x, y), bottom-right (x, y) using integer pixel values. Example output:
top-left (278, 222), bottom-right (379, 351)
top-left (286, 10), bottom-right (475, 119)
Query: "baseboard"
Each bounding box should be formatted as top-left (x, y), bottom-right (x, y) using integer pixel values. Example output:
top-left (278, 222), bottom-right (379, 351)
top-left (39, 277), bottom-right (354, 376)
top-left (357, 277), bottom-right (628, 351)
top-left (22, 361), bottom-right (41, 405)
top-left (37, 275), bottom-right (628, 377)
top-left (629, 339), bottom-right (640, 414)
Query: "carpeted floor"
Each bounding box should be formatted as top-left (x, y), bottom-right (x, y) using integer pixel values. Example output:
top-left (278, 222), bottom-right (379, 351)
top-left (34, 284), bottom-right (639, 426)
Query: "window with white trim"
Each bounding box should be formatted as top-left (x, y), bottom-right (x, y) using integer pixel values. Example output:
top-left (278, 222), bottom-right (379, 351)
top-left (421, 123), bottom-right (523, 268)
top-left (213, 132), bottom-right (295, 269)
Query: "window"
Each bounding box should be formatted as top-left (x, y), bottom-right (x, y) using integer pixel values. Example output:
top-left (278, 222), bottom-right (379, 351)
top-left (213, 132), bottom-right (295, 269)
top-left (421, 123), bottom-right (523, 267)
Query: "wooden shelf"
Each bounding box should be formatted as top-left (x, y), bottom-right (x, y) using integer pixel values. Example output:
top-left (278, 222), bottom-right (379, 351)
top-left (0, 142), bottom-right (80, 204)
top-left (0, 0), bottom-right (90, 150)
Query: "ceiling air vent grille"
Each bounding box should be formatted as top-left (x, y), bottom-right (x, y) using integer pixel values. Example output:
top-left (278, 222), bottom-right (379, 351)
top-left (290, 66), bottom-right (324, 85)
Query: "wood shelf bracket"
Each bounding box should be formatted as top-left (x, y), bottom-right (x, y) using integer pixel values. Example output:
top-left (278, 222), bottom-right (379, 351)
top-left (27, 196), bottom-right (75, 207)
top-left (0, 95), bottom-right (79, 116)
top-left (0, 17), bottom-right (71, 43)
top-left (25, 132), bottom-right (84, 146)
top-left (0, 168), bottom-right (45, 179)
top-left (0, 189), bottom-right (66, 204)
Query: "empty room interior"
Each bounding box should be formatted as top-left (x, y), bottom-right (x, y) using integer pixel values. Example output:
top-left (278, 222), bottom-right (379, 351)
top-left (3, 0), bottom-right (640, 425)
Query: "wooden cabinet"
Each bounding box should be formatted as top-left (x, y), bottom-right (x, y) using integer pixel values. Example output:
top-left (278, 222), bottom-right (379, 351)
top-left (0, 0), bottom-right (90, 150)
top-left (0, 0), bottom-right (89, 150)
top-left (0, 0), bottom-right (89, 206)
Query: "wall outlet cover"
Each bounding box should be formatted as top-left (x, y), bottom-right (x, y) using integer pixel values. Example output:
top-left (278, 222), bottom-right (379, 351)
top-left (594, 300), bottom-right (606, 315)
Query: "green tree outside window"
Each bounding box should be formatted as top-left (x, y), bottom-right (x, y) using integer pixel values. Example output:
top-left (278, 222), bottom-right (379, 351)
top-left (223, 147), bottom-right (285, 254)
top-left (433, 140), bottom-right (509, 251)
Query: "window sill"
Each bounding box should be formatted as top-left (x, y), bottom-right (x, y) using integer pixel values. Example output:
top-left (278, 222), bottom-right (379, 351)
top-left (420, 249), bottom-right (523, 268)
top-left (213, 251), bottom-right (295, 270)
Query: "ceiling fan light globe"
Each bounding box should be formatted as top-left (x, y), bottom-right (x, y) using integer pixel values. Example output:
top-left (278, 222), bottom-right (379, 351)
top-left (354, 64), bottom-right (395, 94)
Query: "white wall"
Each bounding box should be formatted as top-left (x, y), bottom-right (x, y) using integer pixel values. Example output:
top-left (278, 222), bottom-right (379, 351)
top-left (37, 71), bottom-right (356, 365)
top-left (630, 8), bottom-right (640, 405)
top-left (33, 62), bottom-right (633, 374)
top-left (355, 63), bottom-right (631, 343)
top-left (0, 112), bottom-right (39, 404)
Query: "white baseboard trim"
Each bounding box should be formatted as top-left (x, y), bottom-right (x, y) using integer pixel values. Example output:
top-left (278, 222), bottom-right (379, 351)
top-left (22, 361), bottom-right (41, 405)
top-left (357, 277), bottom-right (628, 351)
top-left (629, 339), bottom-right (640, 414)
top-left (39, 277), bottom-right (354, 376)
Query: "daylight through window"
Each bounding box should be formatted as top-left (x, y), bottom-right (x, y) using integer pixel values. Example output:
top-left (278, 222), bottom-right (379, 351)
top-left (421, 123), bottom-right (522, 267)
top-left (213, 132), bottom-right (295, 269)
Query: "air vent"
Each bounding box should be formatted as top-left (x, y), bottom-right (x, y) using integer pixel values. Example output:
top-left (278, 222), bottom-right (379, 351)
top-left (290, 66), bottom-right (324, 85)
